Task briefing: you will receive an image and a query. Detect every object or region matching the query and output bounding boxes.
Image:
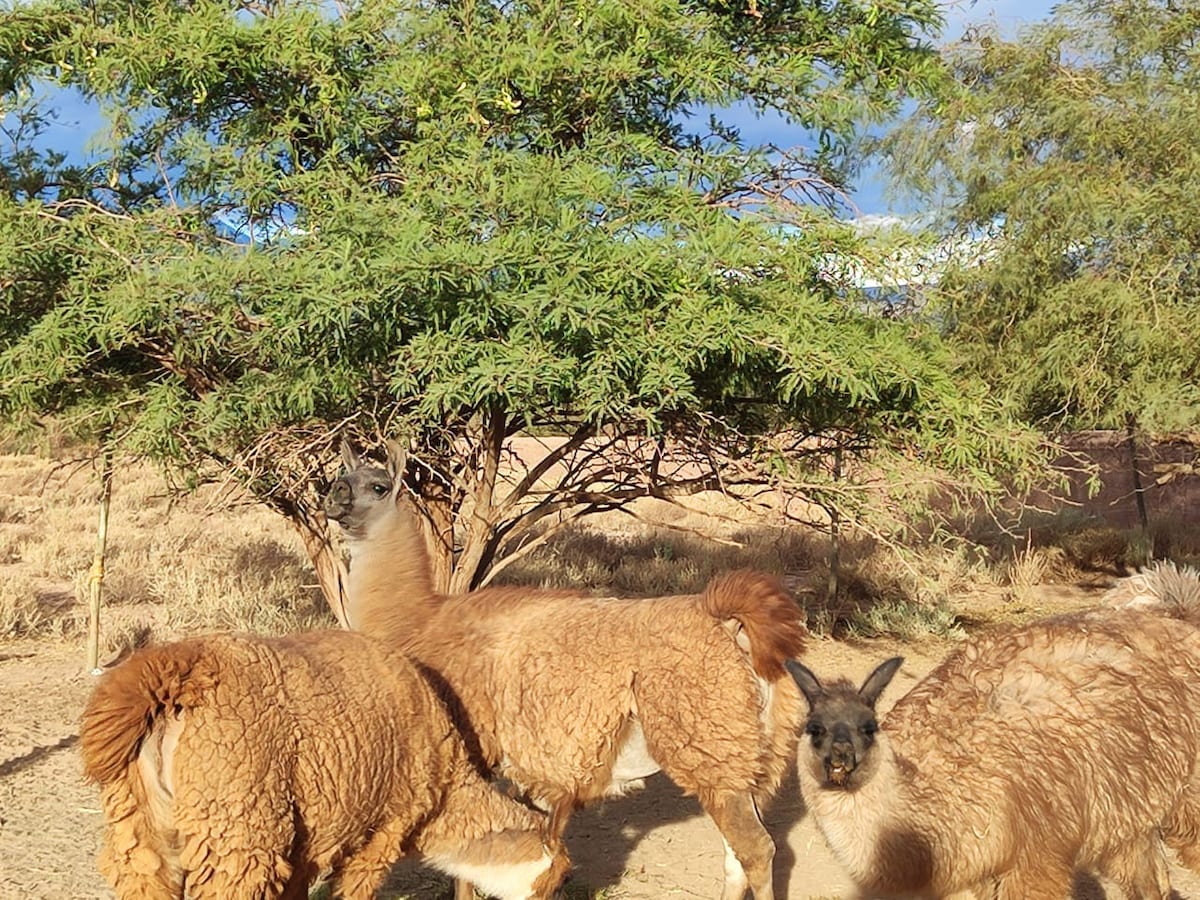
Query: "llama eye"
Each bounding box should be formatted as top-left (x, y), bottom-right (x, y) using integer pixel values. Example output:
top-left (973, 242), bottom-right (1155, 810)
top-left (372, 483), bottom-right (389, 496)
top-left (805, 722), bottom-right (825, 739)
top-left (862, 721), bottom-right (878, 736)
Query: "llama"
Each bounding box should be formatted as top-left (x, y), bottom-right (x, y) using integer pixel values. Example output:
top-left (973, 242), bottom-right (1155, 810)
top-left (1102, 559), bottom-right (1200, 613)
top-left (81, 628), bottom-right (569, 900)
top-left (787, 607), bottom-right (1200, 899)
top-left (324, 442), bottom-right (807, 900)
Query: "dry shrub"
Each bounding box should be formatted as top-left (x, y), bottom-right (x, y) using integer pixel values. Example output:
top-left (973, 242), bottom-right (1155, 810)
top-left (493, 514), bottom-right (820, 598)
top-left (160, 537), bottom-right (330, 635)
top-left (0, 571), bottom-right (86, 637)
top-left (845, 597), bottom-right (964, 642)
top-left (495, 508), bottom-right (969, 642)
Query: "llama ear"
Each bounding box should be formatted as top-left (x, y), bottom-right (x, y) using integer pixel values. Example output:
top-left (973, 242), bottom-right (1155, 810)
top-left (384, 439), bottom-right (408, 485)
top-left (340, 439), bottom-right (362, 472)
top-left (785, 659), bottom-right (824, 707)
top-left (859, 657), bottom-right (903, 706)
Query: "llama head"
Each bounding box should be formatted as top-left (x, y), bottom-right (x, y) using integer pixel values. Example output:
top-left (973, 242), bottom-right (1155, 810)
top-left (323, 439), bottom-right (407, 540)
top-left (787, 656), bottom-right (902, 790)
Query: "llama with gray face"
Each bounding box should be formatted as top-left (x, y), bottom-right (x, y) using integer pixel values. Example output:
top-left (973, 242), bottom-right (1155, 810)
top-left (788, 608), bottom-right (1200, 899)
top-left (324, 441), bottom-right (808, 900)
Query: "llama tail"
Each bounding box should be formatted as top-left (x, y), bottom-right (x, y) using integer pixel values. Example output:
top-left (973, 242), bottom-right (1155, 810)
top-left (701, 570), bottom-right (807, 680)
top-left (1102, 560), bottom-right (1200, 624)
top-left (80, 639), bottom-right (209, 786)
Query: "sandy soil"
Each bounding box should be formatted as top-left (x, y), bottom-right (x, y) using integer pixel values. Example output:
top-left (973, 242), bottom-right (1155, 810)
top-left (6, 602), bottom-right (1200, 900)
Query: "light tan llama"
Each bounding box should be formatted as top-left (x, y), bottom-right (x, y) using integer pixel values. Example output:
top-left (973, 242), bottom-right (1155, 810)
top-left (324, 442), bottom-right (808, 900)
top-left (81, 628), bottom-right (569, 900)
top-left (787, 607), bottom-right (1200, 899)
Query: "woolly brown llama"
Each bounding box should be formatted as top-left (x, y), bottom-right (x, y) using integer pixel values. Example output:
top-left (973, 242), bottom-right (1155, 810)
top-left (787, 608), bottom-right (1200, 900)
top-left (324, 443), bottom-right (807, 900)
top-left (81, 629), bottom-right (569, 900)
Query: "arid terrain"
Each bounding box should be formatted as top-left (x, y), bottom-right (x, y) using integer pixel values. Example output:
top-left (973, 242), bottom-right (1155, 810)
top-left (3, 445), bottom-right (1200, 899)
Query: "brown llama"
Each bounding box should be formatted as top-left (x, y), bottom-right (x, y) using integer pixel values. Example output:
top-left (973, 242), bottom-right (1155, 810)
top-left (788, 607), bottom-right (1200, 899)
top-left (324, 442), bottom-right (807, 900)
top-left (81, 628), bottom-right (569, 899)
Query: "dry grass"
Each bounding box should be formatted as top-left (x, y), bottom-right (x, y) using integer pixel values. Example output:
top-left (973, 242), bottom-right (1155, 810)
top-left (6, 449), bottom-right (1200, 654)
top-left (0, 452), bottom-right (331, 647)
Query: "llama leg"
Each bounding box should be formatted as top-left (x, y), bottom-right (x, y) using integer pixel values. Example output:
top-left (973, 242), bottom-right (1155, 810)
top-left (98, 842), bottom-right (183, 900)
top-left (994, 863), bottom-right (1073, 900)
top-left (96, 799), bottom-right (185, 899)
top-left (1166, 782), bottom-right (1200, 872)
top-left (704, 791), bottom-right (775, 900)
top-left (334, 818), bottom-right (411, 900)
top-left (1098, 832), bottom-right (1171, 899)
top-left (453, 877), bottom-right (477, 899)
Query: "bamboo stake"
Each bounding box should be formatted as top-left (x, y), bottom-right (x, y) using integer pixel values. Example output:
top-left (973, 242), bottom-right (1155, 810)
top-left (86, 447), bottom-right (113, 675)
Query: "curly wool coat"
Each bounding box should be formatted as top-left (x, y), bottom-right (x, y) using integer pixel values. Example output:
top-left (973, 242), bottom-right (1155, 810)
top-left (794, 608), bottom-right (1200, 900)
top-left (81, 629), bottom-right (568, 900)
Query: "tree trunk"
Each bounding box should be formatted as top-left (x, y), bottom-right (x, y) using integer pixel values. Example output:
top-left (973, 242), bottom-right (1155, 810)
top-left (827, 445), bottom-right (842, 608)
top-left (419, 482), bottom-right (457, 593)
top-left (1126, 414), bottom-right (1149, 531)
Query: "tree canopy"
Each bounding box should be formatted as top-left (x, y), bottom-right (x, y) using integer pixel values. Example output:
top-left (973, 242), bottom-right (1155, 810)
top-left (0, 0), bottom-right (1039, 606)
top-left (886, 0), bottom-right (1200, 436)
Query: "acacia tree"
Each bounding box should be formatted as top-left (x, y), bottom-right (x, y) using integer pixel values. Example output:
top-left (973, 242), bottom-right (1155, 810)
top-left (0, 0), bottom-right (1038, 611)
top-left (886, 0), bottom-right (1200, 470)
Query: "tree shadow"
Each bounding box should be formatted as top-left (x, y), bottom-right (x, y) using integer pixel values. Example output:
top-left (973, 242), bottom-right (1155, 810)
top-left (384, 765), bottom-right (809, 898)
top-left (565, 761), bottom-right (808, 897)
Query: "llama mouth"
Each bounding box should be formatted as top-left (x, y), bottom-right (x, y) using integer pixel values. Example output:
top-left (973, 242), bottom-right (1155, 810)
top-left (827, 763), bottom-right (852, 786)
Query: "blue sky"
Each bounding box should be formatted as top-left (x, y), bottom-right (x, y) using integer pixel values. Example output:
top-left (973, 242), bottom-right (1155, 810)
top-left (28, 0), bottom-right (1057, 219)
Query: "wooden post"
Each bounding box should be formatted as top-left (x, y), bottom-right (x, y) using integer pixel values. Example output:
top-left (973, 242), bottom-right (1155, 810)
top-left (86, 446), bottom-right (114, 674)
top-left (826, 443), bottom-right (842, 608)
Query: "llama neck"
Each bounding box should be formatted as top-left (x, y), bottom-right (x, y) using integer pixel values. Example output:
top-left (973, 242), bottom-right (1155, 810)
top-left (799, 736), bottom-right (925, 892)
top-left (343, 504), bottom-right (439, 640)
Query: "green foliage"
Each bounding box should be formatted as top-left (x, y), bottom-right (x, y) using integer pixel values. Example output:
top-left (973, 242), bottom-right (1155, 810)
top-left (887, 0), bottom-right (1200, 434)
top-left (0, 0), bottom-right (1040, 593)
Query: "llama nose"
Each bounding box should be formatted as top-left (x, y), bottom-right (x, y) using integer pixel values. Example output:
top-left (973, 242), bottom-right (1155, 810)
top-left (830, 737), bottom-right (856, 769)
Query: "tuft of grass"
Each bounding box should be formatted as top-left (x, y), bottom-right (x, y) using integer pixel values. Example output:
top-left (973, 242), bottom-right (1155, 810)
top-left (845, 597), bottom-right (965, 642)
top-left (1002, 543), bottom-right (1050, 605)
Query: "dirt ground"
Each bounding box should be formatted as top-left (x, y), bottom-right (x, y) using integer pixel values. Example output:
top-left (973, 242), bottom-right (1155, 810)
top-left (5, 586), bottom-right (1200, 900)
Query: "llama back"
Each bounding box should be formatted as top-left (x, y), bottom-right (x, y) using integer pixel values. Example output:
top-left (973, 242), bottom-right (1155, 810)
top-left (880, 610), bottom-right (1200, 885)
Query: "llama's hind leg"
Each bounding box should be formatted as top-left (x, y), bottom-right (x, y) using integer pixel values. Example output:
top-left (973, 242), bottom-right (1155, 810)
top-left (994, 862), bottom-right (1074, 900)
top-left (703, 791), bottom-right (775, 900)
top-left (96, 789), bottom-right (185, 899)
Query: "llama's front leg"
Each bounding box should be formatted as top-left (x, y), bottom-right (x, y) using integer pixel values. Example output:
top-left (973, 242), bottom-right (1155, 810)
top-left (334, 818), bottom-right (410, 900)
top-left (1099, 832), bottom-right (1172, 900)
top-left (994, 863), bottom-right (1073, 900)
top-left (706, 791), bottom-right (775, 900)
top-left (454, 877), bottom-right (477, 899)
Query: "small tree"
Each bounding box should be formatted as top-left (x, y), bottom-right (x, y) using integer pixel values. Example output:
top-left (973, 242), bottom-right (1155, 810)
top-left (0, 0), bottom-right (1038, 612)
top-left (886, 0), bottom-right (1200, 446)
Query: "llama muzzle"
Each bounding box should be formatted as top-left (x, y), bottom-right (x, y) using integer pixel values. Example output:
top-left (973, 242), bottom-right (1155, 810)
top-left (323, 479), bottom-right (353, 521)
top-left (826, 739), bottom-right (856, 787)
